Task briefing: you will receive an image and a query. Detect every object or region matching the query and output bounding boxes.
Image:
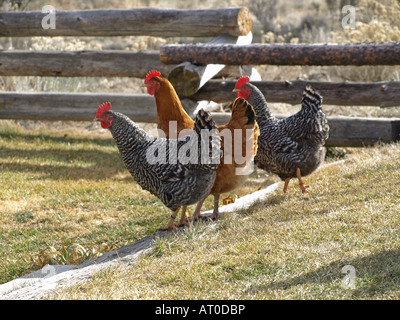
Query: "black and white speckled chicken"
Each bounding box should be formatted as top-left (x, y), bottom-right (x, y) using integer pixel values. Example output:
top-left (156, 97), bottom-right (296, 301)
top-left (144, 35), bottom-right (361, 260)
top-left (234, 77), bottom-right (329, 193)
top-left (95, 102), bottom-right (221, 230)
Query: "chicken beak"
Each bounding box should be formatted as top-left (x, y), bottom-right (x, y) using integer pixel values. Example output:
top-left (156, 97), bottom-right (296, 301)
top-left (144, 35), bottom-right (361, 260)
top-left (232, 88), bottom-right (239, 92)
top-left (93, 116), bottom-right (100, 122)
top-left (141, 83), bottom-right (149, 88)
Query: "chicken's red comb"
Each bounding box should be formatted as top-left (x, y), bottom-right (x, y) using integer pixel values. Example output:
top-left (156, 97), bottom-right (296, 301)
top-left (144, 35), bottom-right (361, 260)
top-left (96, 102), bottom-right (111, 117)
top-left (145, 70), bottom-right (161, 83)
top-left (235, 76), bottom-right (250, 88)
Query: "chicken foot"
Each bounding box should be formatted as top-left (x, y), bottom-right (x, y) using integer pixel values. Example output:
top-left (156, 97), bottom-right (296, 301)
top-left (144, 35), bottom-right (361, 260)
top-left (297, 168), bottom-right (309, 193)
top-left (191, 198), bottom-right (206, 222)
top-left (176, 205), bottom-right (191, 227)
top-left (283, 177), bottom-right (291, 193)
top-left (208, 195), bottom-right (220, 220)
top-left (190, 195), bottom-right (221, 222)
top-left (159, 208), bottom-right (181, 231)
top-left (162, 206), bottom-right (191, 230)
top-left (282, 168), bottom-right (309, 193)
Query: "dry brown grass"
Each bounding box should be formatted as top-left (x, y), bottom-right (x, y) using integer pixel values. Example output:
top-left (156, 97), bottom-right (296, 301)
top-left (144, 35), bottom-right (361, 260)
top-left (1, 0), bottom-right (400, 299)
top-left (52, 143), bottom-right (400, 300)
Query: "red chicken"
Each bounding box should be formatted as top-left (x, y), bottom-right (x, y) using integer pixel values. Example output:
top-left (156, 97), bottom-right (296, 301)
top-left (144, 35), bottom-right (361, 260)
top-left (144, 71), bottom-right (259, 221)
top-left (192, 97), bottom-right (259, 220)
top-left (143, 70), bottom-right (195, 227)
top-left (143, 70), bottom-right (194, 138)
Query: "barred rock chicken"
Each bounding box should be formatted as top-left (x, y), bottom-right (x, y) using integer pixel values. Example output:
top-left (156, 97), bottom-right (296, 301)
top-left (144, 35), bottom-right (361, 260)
top-left (192, 97), bottom-right (260, 220)
top-left (95, 102), bottom-right (221, 231)
top-left (234, 77), bottom-right (329, 193)
top-left (143, 70), bottom-right (195, 225)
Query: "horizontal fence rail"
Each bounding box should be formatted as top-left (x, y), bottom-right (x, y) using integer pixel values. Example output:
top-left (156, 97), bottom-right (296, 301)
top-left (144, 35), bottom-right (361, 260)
top-left (0, 50), bottom-right (171, 78)
top-left (0, 50), bottom-right (244, 79)
top-left (1, 80), bottom-right (399, 107)
top-left (160, 42), bottom-right (400, 65)
top-left (210, 113), bottom-right (400, 148)
top-left (0, 7), bottom-right (399, 147)
top-left (0, 92), bottom-right (156, 122)
top-left (1, 92), bottom-right (399, 147)
top-left (192, 80), bottom-right (400, 107)
top-left (0, 7), bottom-right (251, 38)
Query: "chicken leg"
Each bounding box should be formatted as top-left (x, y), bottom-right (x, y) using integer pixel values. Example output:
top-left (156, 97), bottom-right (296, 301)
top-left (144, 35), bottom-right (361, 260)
top-left (191, 195), bottom-right (221, 222)
top-left (191, 198), bottom-right (206, 222)
top-left (208, 195), bottom-right (220, 220)
top-left (297, 168), bottom-right (309, 193)
top-left (282, 168), bottom-right (309, 193)
top-left (176, 205), bottom-right (191, 227)
top-left (283, 177), bottom-right (291, 193)
top-left (159, 208), bottom-right (181, 231)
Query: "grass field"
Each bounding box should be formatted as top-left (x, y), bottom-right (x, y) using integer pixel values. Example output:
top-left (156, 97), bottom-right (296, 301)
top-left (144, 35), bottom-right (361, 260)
top-left (50, 142), bottom-right (400, 300)
top-left (1, 0), bottom-right (400, 300)
top-left (2, 124), bottom-right (400, 299)
top-left (0, 122), bottom-right (278, 284)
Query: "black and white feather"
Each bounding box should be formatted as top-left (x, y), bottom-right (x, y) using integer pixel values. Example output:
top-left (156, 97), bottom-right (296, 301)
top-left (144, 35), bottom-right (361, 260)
top-left (244, 83), bottom-right (329, 180)
top-left (106, 109), bottom-right (221, 211)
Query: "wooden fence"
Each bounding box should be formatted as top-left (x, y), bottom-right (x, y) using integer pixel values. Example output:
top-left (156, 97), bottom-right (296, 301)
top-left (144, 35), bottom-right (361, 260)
top-left (0, 7), bottom-right (400, 147)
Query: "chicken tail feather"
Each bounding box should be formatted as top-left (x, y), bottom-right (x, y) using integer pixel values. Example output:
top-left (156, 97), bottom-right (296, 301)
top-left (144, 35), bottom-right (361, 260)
top-left (193, 109), bottom-right (221, 169)
top-left (231, 97), bottom-right (256, 127)
top-left (194, 109), bottom-right (217, 133)
top-left (302, 85), bottom-right (322, 113)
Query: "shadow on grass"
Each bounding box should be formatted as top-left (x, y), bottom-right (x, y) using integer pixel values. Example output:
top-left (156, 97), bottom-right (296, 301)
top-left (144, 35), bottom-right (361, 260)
top-left (0, 132), bottom-right (115, 148)
top-left (0, 161), bottom-right (127, 180)
top-left (246, 248), bottom-right (400, 298)
top-left (0, 133), bottom-right (129, 180)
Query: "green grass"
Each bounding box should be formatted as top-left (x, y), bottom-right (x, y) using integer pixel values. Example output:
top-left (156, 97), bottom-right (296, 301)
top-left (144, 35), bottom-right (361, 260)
top-left (0, 122), bottom-right (263, 284)
top-left (0, 124), bottom-right (165, 283)
top-left (50, 142), bottom-right (400, 300)
top-left (1, 0), bottom-right (400, 299)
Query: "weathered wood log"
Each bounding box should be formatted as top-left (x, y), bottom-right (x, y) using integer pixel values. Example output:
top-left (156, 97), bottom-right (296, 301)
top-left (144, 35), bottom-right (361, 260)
top-left (0, 92), bottom-right (157, 122)
top-left (0, 50), bottom-right (173, 78)
top-left (0, 7), bottom-right (251, 37)
top-left (167, 33), bottom-right (253, 97)
top-left (210, 112), bottom-right (400, 147)
top-left (190, 80), bottom-right (400, 107)
top-left (1, 80), bottom-right (399, 109)
top-left (1, 92), bottom-right (399, 147)
top-left (160, 42), bottom-right (400, 66)
top-left (0, 50), bottom-right (248, 79)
